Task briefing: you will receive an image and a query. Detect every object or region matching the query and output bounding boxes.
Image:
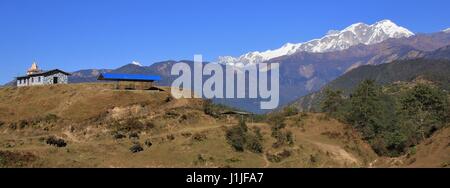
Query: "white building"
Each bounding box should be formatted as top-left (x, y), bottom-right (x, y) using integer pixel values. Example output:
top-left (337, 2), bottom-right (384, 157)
top-left (16, 62), bottom-right (71, 87)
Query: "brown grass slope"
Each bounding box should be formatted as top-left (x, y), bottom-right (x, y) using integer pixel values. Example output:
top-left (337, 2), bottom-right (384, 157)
top-left (0, 83), bottom-right (445, 167)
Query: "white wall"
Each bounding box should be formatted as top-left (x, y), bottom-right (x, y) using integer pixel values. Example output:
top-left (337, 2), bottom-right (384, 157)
top-left (17, 73), bottom-right (68, 87)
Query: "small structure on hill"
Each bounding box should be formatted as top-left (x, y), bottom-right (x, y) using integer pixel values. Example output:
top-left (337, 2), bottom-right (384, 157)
top-left (221, 110), bottom-right (254, 123)
top-left (16, 62), bottom-right (71, 87)
top-left (97, 73), bottom-right (162, 90)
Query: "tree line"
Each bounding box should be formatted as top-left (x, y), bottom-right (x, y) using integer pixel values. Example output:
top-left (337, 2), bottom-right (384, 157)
top-left (321, 80), bottom-right (449, 156)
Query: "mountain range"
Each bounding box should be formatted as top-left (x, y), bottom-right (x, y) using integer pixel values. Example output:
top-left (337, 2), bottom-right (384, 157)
top-left (6, 20), bottom-right (450, 114)
top-left (217, 20), bottom-right (414, 66)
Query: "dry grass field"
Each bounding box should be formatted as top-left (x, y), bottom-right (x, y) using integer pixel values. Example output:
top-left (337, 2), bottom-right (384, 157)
top-left (0, 83), bottom-right (447, 168)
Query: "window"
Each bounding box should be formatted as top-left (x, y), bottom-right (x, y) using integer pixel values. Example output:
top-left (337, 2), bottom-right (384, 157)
top-left (31, 77), bottom-right (34, 83)
top-left (38, 77), bottom-right (41, 82)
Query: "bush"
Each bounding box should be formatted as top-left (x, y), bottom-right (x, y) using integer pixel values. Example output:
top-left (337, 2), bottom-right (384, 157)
top-left (112, 132), bottom-right (126, 139)
top-left (203, 99), bottom-right (219, 118)
top-left (226, 119), bottom-right (248, 152)
top-left (166, 134), bottom-right (175, 141)
top-left (18, 120), bottom-right (29, 129)
top-left (283, 106), bottom-right (299, 117)
top-left (0, 151), bottom-right (38, 168)
top-left (253, 127), bottom-right (263, 141)
top-left (144, 139), bottom-right (153, 147)
top-left (9, 122), bottom-right (17, 130)
top-left (310, 154), bottom-right (318, 163)
top-left (192, 132), bottom-right (207, 142)
top-left (225, 126), bottom-right (246, 152)
top-left (266, 153), bottom-right (281, 163)
top-left (246, 135), bottom-right (263, 153)
top-left (266, 150), bottom-right (291, 163)
top-left (225, 119), bottom-right (264, 153)
top-left (270, 116), bottom-right (294, 148)
top-left (46, 136), bottom-right (67, 147)
top-left (181, 132), bottom-right (192, 138)
top-left (111, 118), bottom-right (145, 133)
top-left (130, 143), bottom-right (144, 153)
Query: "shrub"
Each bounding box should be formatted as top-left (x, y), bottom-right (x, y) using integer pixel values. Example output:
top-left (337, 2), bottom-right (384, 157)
top-left (112, 118), bottom-right (145, 133)
top-left (253, 127), bottom-right (263, 141)
top-left (278, 149), bottom-right (291, 158)
top-left (144, 139), bottom-right (153, 147)
top-left (192, 132), bottom-right (207, 142)
top-left (283, 106), bottom-right (299, 117)
top-left (130, 143), bottom-right (144, 153)
top-left (246, 135), bottom-right (263, 153)
top-left (272, 131), bottom-right (294, 148)
top-left (41, 114), bottom-right (59, 124)
top-left (265, 150), bottom-right (291, 163)
top-left (225, 119), bottom-right (264, 153)
top-left (225, 157), bottom-right (241, 163)
top-left (225, 119), bottom-right (248, 152)
top-left (203, 99), bottom-right (219, 118)
top-left (46, 136), bottom-right (67, 147)
top-left (112, 132), bottom-right (126, 139)
top-left (270, 117), bottom-right (294, 148)
top-left (166, 134), bottom-right (175, 141)
top-left (309, 154), bottom-right (318, 163)
top-left (144, 121), bottom-right (156, 129)
top-left (9, 122), bottom-right (17, 130)
top-left (18, 120), bottom-right (29, 129)
top-left (0, 151), bottom-right (38, 168)
top-left (181, 132), bottom-right (192, 138)
top-left (266, 153), bottom-right (281, 163)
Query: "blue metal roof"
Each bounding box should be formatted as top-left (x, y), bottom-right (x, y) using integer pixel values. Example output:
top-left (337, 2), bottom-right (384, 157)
top-left (98, 73), bottom-right (161, 82)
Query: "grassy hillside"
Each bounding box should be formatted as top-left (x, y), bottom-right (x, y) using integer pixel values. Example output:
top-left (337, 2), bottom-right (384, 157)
top-left (0, 83), bottom-right (446, 167)
top-left (0, 83), bottom-right (381, 168)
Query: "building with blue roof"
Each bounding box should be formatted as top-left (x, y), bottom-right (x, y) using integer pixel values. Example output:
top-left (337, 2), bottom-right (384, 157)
top-left (97, 73), bottom-right (162, 90)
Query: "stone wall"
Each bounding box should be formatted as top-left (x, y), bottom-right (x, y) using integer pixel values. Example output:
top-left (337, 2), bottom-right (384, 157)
top-left (43, 73), bottom-right (69, 85)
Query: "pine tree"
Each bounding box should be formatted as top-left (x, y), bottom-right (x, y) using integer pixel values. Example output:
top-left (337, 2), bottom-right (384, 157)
top-left (321, 88), bottom-right (344, 117)
top-left (347, 80), bottom-right (383, 139)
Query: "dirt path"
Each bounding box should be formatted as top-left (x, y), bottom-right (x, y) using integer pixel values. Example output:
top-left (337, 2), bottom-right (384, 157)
top-left (296, 132), bottom-right (361, 166)
top-left (263, 154), bottom-right (271, 168)
top-left (148, 125), bottom-right (226, 139)
top-left (62, 130), bottom-right (82, 143)
top-left (312, 142), bottom-right (360, 165)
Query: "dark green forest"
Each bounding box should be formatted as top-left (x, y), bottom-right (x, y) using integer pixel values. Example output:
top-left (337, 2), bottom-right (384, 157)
top-left (321, 80), bottom-right (449, 156)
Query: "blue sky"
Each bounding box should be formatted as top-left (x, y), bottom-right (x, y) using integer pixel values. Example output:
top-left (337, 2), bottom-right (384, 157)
top-left (1, 0), bottom-right (450, 84)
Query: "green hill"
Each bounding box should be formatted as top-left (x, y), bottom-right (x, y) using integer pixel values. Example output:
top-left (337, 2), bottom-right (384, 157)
top-left (291, 58), bottom-right (450, 112)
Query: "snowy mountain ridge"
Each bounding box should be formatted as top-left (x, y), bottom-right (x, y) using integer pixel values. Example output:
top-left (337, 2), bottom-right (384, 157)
top-left (217, 20), bottom-right (414, 66)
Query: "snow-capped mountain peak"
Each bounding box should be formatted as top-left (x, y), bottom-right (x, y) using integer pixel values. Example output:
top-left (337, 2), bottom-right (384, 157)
top-left (217, 19), bottom-right (414, 66)
top-left (443, 28), bottom-right (450, 33)
top-left (131, 61), bottom-right (143, 66)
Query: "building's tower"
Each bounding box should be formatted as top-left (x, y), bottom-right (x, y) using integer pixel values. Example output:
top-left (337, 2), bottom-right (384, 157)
top-left (27, 62), bottom-right (41, 75)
